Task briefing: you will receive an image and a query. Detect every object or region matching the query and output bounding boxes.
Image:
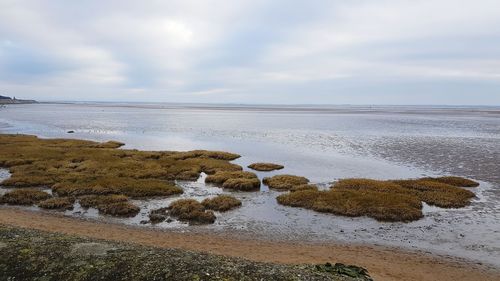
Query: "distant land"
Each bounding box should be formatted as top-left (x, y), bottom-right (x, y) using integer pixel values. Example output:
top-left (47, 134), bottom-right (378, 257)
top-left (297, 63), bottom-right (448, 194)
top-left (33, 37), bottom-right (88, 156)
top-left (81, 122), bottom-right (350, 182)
top-left (0, 95), bottom-right (37, 104)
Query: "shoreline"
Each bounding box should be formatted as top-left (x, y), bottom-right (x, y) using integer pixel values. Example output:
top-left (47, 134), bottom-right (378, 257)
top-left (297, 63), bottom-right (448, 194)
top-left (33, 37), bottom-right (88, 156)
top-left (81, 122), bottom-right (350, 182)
top-left (0, 207), bottom-right (498, 281)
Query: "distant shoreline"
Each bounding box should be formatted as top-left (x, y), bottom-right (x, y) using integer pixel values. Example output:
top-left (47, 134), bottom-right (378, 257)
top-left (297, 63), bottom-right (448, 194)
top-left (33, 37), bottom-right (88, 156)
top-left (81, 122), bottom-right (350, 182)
top-left (0, 95), bottom-right (37, 104)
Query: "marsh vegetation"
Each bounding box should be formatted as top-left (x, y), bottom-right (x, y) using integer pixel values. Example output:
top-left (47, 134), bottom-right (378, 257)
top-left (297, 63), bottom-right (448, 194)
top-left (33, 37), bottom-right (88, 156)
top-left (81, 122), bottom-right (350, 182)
top-left (0, 134), bottom-right (245, 217)
top-left (277, 177), bottom-right (478, 222)
top-left (248, 162), bottom-right (284, 171)
top-left (263, 174), bottom-right (310, 190)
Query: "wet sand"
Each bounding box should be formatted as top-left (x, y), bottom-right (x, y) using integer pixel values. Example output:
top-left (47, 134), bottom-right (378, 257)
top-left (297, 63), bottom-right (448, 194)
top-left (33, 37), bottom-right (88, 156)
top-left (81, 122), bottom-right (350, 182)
top-left (0, 208), bottom-right (498, 281)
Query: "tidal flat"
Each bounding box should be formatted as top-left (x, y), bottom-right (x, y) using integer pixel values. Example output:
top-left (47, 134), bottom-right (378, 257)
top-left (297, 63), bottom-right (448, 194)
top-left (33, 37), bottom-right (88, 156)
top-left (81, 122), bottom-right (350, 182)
top-left (0, 103), bottom-right (499, 270)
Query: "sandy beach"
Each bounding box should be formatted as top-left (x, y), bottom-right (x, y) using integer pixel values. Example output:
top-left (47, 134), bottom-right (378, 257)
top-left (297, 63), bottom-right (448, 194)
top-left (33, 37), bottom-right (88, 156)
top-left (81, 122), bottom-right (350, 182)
top-left (1, 207), bottom-right (498, 281)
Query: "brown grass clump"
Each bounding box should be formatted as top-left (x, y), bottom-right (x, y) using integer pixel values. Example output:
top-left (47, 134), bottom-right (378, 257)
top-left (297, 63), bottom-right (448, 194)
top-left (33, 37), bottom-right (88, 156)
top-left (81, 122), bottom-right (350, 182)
top-left (421, 176), bottom-right (479, 187)
top-left (222, 178), bottom-right (261, 191)
top-left (205, 170), bottom-right (261, 191)
top-left (202, 195), bottom-right (242, 212)
top-left (38, 197), bottom-right (75, 210)
top-left (290, 184), bottom-right (318, 192)
top-left (262, 174), bottom-right (309, 190)
top-left (205, 171), bottom-right (257, 185)
top-left (168, 199), bottom-right (216, 224)
top-left (79, 194), bottom-right (139, 217)
top-left (277, 189), bottom-right (423, 222)
top-left (0, 134), bottom-right (246, 199)
top-left (97, 202), bottom-right (140, 217)
top-left (52, 178), bottom-right (183, 198)
top-left (247, 162), bottom-right (284, 171)
top-left (391, 179), bottom-right (475, 208)
top-left (277, 177), bottom-right (478, 222)
top-left (0, 189), bottom-right (52, 205)
top-left (78, 194), bottom-right (129, 208)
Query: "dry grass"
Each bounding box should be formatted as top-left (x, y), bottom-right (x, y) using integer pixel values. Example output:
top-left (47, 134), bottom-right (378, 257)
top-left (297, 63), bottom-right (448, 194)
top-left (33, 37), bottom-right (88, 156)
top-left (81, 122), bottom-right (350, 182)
top-left (0, 189), bottom-right (52, 205)
top-left (222, 178), bottom-right (261, 191)
top-left (0, 134), bottom-right (246, 207)
top-left (168, 199), bottom-right (216, 224)
top-left (277, 189), bottom-right (423, 222)
top-left (277, 177), bottom-right (477, 222)
top-left (205, 170), bottom-right (260, 191)
top-left (247, 162), bottom-right (284, 171)
top-left (202, 195), bottom-right (242, 212)
top-left (52, 178), bottom-right (182, 198)
top-left (391, 179), bottom-right (475, 208)
top-left (38, 197), bottom-right (75, 210)
top-left (421, 176), bottom-right (480, 187)
top-left (78, 194), bottom-right (128, 208)
top-left (205, 171), bottom-right (257, 184)
top-left (262, 174), bottom-right (309, 190)
top-left (97, 202), bottom-right (140, 217)
top-left (290, 184), bottom-right (318, 192)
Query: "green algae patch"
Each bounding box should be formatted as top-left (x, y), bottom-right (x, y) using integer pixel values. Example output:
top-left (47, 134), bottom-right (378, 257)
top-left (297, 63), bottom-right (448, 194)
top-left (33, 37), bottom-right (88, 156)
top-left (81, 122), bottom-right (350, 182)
top-left (38, 197), bottom-right (75, 210)
top-left (263, 174), bottom-right (309, 190)
top-left (248, 162), bottom-right (284, 171)
top-left (169, 199), bottom-right (216, 224)
top-left (0, 226), bottom-right (372, 281)
top-left (0, 189), bottom-right (52, 205)
top-left (277, 177), bottom-right (477, 222)
top-left (202, 195), bottom-right (242, 212)
top-left (0, 134), bottom-right (246, 213)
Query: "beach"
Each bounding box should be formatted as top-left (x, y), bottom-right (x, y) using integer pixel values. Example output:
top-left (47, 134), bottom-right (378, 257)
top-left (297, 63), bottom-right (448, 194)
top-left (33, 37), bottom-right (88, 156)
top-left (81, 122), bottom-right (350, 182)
top-left (0, 103), bottom-right (499, 280)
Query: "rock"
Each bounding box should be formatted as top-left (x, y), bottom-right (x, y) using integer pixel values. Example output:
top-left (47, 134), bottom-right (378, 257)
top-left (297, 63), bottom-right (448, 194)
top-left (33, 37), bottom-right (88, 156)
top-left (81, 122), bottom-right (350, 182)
top-left (67, 130), bottom-right (75, 133)
top-left (316, 263), bottom-right (373, 280)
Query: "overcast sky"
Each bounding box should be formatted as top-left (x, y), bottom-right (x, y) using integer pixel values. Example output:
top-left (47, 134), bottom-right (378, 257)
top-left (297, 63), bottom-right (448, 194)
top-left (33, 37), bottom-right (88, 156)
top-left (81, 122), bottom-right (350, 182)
top-left (1, 0), bottom-right (499, 105)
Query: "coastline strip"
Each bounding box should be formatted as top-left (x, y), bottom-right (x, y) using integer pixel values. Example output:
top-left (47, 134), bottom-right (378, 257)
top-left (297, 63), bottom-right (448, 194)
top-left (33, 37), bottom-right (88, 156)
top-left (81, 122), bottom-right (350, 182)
top-left (0, 208), bottom-right (498, 281)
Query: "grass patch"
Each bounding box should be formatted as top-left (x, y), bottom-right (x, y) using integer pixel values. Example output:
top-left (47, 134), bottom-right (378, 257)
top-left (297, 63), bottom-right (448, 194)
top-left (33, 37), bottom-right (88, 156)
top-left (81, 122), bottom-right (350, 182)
top-left (248, 162), bottom-right (284, 171)
top-left (78, 194), bottom-right (128, 208)
top-left (222, 178), bottom-right (261, 191)
top-left (205, 171), bottom-right (257, 185)
top-left (52, 178), bottom-right (182, 198)
top-left (38, 197), bottom-right (75, 210)
top-left (421, 176), bottom-right (479, 187)
top-left (277, 189), bottom-right (423, 222)
top-left (277, 177), bottom-right (477, 222)
top-left (78, 194), bottom-right (139, 217)
top-left (168, 199), bottom-right (216, 224)
top-left (202, 195), bottom-right (242, 211)
top-left (205, 170), bottom-right (261, 191)
top-left (263, 174), bottom-right (309, 190)
top-left (290, 184), bottom-right (318, 192)
top-left (97, 202), bottom-right (140, 217)
top-left (0, 134), bottom-right (246, 207)
top-left (0, 189), bottom-right (51, 205)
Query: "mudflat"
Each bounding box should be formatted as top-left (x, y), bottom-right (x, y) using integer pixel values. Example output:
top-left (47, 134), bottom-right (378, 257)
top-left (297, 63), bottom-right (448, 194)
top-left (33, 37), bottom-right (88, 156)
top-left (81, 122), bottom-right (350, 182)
top-left (0, 208), bottom-right (498, 281)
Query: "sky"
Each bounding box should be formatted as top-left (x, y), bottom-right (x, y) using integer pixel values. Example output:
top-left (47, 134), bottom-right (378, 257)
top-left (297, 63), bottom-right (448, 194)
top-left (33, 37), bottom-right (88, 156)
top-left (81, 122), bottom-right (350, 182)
top-left (0, 0), bottom-right (500, 105)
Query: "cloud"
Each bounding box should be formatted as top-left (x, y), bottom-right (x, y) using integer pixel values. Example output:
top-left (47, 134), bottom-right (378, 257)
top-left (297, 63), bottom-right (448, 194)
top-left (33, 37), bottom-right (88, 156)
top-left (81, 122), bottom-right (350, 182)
top-left (0, 0), bottom-right (499, 104)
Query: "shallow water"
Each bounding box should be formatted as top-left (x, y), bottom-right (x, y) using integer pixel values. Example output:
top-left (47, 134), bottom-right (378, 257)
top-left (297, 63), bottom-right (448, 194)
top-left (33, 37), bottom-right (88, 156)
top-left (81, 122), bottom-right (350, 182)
top-left (0, 103), bottom-right (499, 267)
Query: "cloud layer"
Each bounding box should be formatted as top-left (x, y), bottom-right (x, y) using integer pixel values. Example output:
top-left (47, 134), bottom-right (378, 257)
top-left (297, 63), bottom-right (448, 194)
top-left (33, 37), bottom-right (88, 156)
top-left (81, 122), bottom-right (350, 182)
top-left (1, 0), bottom-right (499, 104)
